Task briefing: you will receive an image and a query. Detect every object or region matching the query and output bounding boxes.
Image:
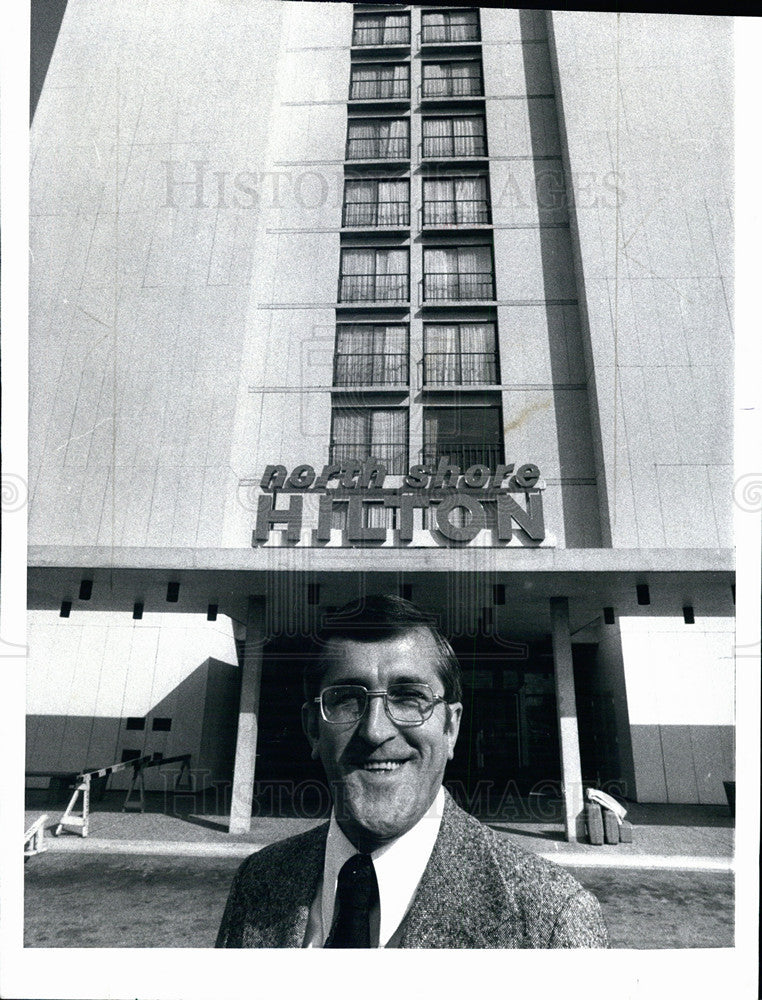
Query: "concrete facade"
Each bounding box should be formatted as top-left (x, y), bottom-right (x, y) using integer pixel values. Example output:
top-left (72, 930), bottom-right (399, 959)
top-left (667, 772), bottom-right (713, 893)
top-left (27, 4), bottom-right (734, 811)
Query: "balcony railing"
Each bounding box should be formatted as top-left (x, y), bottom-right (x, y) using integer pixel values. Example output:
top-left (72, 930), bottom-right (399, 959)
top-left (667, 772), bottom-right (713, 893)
top-left (352, 25), bottom-right (411, 46)
top-left (339, 273), bottom-right (410, 303)
top-left (421, 444), bottom-right (503, 469)
top-left (334, 354), bottom-right (409, 386)
top-left (346, 136), bottom-right (410, 160)
top-left (330, 442), bottom-right (407, 475)
top-left (421, 23), bottom-right (480, 44)
top-left (421, 272), bottom-right (494, 301)
top-left (421, 135), bottom-right (486, 159)
top-left (423, 354), bottom-right (498, 385)
top-left (421, 75), bottom-right (483, 98)
top-left (350, 78), bottom-right (410, 101)
top-left (343, 201), bottom-right (410, 228)
top-left (422, 199), bottom-right (490, 226)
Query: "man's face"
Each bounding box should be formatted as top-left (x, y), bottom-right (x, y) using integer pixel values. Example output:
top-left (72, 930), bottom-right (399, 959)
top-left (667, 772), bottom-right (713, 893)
top-left (304, 628), bottom-right (462, 852)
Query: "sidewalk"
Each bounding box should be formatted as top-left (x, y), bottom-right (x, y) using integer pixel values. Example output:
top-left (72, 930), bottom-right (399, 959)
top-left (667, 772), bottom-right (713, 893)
top-left (25, 792), bottom-right (735, 871)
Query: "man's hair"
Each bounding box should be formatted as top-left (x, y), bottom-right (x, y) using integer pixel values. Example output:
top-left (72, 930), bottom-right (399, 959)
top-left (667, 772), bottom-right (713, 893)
top-left (303, 594), bottom-right (462, 704)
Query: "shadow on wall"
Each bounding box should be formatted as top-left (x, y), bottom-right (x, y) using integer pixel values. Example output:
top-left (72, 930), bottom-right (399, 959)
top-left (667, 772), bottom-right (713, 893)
top-left (519, 9), bottom-right (603, 549)
top-left (26, 658), bottom-right (241, 793)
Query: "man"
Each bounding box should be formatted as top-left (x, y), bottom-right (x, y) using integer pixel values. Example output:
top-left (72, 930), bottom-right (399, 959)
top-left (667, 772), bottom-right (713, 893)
top-left (216, 595), bottom-right (608, 948)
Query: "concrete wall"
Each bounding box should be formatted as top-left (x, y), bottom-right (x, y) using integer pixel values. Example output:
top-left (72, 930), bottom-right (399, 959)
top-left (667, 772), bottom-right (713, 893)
top-left (548, 12), bottom-right (733, 549)
top-left (26, 609), bottom-right (239, 790)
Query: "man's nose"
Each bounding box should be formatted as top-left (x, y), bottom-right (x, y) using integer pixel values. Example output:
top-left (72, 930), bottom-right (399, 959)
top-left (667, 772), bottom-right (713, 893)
top-left (356, 692), bottom-right (397, 741)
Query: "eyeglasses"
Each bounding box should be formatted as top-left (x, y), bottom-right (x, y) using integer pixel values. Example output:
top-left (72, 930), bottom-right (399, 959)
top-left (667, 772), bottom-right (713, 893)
top-left (314, 683), bottom-right (447, 727)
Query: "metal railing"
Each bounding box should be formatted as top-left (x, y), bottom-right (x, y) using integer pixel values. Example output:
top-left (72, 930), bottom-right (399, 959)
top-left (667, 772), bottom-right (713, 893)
top-left (346, 136), bottom-right (410, 160)
top-left (339, 273), bottom-right (410, 302)
top-left (421, 134), bottom-right (487, 158)
top-left (343, 201), bottom-right (410, 227)
top-left (330, 442), bottom-right (408, 475)
top-left (421, 75), bottom-right (483, 98)
top-left (421, 23), bottom-right (481, 44)
top-left (421, 272), bottom-right (494, 301)
top-left (423, 353), bottom-right (498, 385)
top-left (421, 444), bottom-right (503, 469)
top-left (350, 78), bottom-right (410, 101)
top-left (352, 25), bottom-right (411, 46)
top-left (421, 199), bottom-right (490, 226)
top-left (334, 354), bottom-right (409, 385)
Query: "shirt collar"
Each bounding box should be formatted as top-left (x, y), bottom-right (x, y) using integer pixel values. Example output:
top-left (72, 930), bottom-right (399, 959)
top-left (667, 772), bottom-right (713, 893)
top-left (321, 786), bottom-right (446, 946)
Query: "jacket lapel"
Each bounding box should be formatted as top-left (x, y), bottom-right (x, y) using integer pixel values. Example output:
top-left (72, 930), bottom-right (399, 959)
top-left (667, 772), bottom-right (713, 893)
top-left (395, 791), bottom-right (525, 948)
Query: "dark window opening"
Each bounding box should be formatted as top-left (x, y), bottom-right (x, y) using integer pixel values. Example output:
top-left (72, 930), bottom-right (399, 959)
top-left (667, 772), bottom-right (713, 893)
top-left (152, 717), bottom-right (172, 732)
top-left (125, 717), bottom-right (146, 731)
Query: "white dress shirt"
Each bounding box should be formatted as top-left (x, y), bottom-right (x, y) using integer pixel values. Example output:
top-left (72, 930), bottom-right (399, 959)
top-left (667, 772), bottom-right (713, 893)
top-left (302, 785), bottom-right (446, 948)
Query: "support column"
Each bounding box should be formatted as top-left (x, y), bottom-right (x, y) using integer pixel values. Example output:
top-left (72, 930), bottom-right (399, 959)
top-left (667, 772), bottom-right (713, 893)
top-left (549, 596), bottom-right (585, 842)
top-left (229, 596), bottom-right (266, 834)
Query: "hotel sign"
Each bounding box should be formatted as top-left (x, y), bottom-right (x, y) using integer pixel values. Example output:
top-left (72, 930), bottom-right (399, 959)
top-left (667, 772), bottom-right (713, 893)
top-left (253, 458), bottom-right (546, 545)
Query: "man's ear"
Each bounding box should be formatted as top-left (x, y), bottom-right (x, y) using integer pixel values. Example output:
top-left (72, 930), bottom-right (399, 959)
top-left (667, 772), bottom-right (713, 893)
top-left (301, 702), bottom-right (321, 760)
top-left (445, 702), bottom-right (462, 761)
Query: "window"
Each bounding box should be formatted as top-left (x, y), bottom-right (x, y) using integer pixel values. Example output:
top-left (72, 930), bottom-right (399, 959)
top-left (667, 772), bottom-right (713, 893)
top-left (125, 717), bottom-right (145, 731)
top-left (350, 63), bottom-right (410, 100)
top-left (422, 246), bottom-right (494, 301)
top-left (353, 12), bottom-right (410, 46)
top-left (346, 118), bottom-right (410, 160)
top-left (422, 175), bottom-right (490, 226)
top-left (331, 407), bottom-right (408, 473)
top-left (152, 717), bottom-right (172, 732)
top-left (421, 9), bottom-right (480, 44)
top-left (422, 60), bottom-right (482, 98)
top-left (424, 322), bottom-right (498, 384)
top-left (422, 405), bottom-right (504, 468)
top-left (339, 247), bottom-right (409, 302)
top-left (335, 324), bottom-right (409, 385)
top-left (422, 115), bottom-right (486, 158)
top-left (343, 178), bottom-right (409, 227)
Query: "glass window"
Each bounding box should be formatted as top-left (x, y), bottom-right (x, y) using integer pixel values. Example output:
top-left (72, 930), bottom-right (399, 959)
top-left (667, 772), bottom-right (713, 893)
top-left (353, 12), bottom-right (410, 46)
top-left (422, 175), bottom-right (489, 225)
top-left (334, 323), bottom-right (409, 385)
top-left (350, 63), bottom-right (410, 100)
top-left (422, 246), bottom-right (494, 301)
top-left (339, 247), bottom-right (410, 302)
top-left (423, 405), bottom-right (504, 468)
top-left (422, 60), bottom-right (482, 97)
top-left (331, 407), bottom-right (408, 473)
top-left (343, 178), bottom-right (410, 227)
top-left (421, 9), bottom-right (480, 43)
top-left (422, 115), bottom-right (486, 158)
top-left (424, 322), bottom-right (498, 384)
top-left (347, 118), bottom-right (410, 160)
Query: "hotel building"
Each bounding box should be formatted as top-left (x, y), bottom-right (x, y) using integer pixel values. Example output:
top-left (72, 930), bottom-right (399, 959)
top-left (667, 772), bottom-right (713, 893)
top-left (27, 3), bottom-right (734, 838)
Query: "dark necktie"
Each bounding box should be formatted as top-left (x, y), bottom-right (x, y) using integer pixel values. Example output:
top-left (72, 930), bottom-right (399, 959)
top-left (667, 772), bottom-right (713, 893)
top-left (325, 853), bottom-right (379, 948)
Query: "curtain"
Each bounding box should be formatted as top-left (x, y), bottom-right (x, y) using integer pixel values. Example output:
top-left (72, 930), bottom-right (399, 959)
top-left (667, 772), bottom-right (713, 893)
top-left (374, 249), bottom-right (408, 300)
top-left (425, 323), bottom-right (460, 384)
top-left (449, 10), bottom-right (477, 42)
top-left (382, 13), bottom-right (408, 44)
top-left (344, 180), bottom-right (375, 226)
top-left (376, 324), bottom-right (407, 384)
top-left (423, 63), bottom-right (448, 98)
top-left (340, 248), bottom-right (374, 301)
top-left (460, 323), bottom-right (496, 383)
top-left (378, 118), bottom-right (408, 158)
top-left (423, 177), bottom-right (452, 224)
top-left (370, 409), bottom-right (407, 473)
top-left (336, 324), bottom-right (374, 383)
top-left (377, 179), bottom-right (408, 225)
top-left (422, 117), bottom-right (450, 156)
top-left (454, 175), bottom-right (486, 223)
top-left (355, 15), bottom-right (384, 45)
top-left (452, 116), bottom-right (484, 156)
top-left (456, 246), bottom-right (492, 298)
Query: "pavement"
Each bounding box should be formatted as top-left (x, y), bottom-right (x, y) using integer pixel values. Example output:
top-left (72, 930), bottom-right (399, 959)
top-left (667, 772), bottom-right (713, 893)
top-left (25, 790), bottom-right (735, 871)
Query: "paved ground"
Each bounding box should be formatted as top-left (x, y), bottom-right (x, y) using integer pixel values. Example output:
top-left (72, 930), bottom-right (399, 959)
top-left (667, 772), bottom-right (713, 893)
top-left (23, 790), bottom-right (735, 949)
top-left (24, 852), bottom-right (734, 949)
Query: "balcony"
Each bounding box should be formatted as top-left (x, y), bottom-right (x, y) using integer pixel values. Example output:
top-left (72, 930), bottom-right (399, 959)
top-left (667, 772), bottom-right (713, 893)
top-left (421, 272), bottom-right (494, 302)
top-left (421, 75), bottom-right (483, 100)
top-left (346, 136), bottom-right (410, 162)
top-left (334, 354), bottom-right (409, 386)
top-left (330, 442), bottom-right (407, 475)
top-left (421, 135), bottom-right (487, 160)
top-left (421, 199), bottom-right (491, 228)
top-left (423, 354), bottom-right (498, 385)
top-left (352, 25), bottom-right (411, 47)
top-left (343, 201), bottom-right (410, 228)
top-left (339, 273), bottom-right (410, 304)
top-left (349, 78), bottom-right (410, 102)
top-left (421, 444), bottom-right (503, 469)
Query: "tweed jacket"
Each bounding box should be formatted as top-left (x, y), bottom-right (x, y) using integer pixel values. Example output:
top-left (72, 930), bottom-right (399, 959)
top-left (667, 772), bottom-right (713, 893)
top-left (216, 791), bottom-right (608, 948)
